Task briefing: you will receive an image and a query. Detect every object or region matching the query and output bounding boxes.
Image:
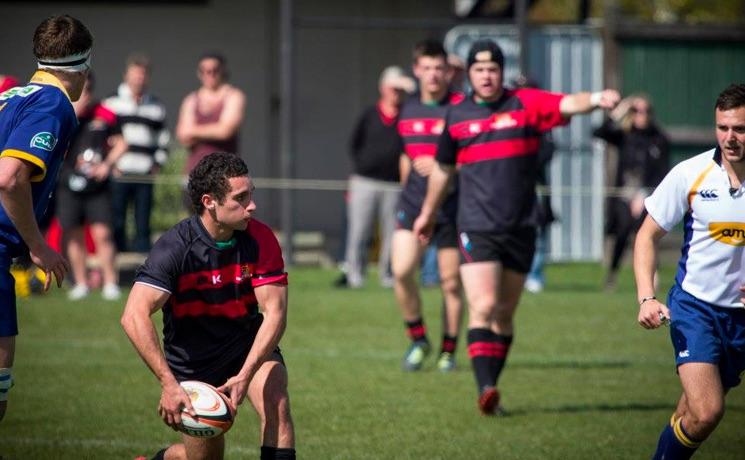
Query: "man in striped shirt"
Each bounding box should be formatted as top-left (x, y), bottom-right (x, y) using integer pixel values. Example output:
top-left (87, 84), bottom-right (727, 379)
top-left (414, 39), bottom-right (620, 415)
top-left (105, 54), bottom-right (170, 252)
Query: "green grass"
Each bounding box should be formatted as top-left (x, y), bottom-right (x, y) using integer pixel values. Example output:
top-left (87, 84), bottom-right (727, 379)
top-left (1, 263), bottom-right (744, 459)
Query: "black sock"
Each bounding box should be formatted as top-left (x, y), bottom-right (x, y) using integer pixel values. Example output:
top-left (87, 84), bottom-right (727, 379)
top-left (405, 318), bottom-right (427, 342)
top-left (150, 448), bottom-right (167, 460)
top-left (260, 446), bottom-right (296, 460)
top-left (441, 334), bottom-right (457, 354)
top-left (467, 328), bottom-right (513, 392)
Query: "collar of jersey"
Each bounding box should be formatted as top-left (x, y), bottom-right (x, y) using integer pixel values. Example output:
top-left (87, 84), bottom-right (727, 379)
top-left (29, 71), bottom-right (71, 101)
top-left (193, 215), bottom-right (238, 250)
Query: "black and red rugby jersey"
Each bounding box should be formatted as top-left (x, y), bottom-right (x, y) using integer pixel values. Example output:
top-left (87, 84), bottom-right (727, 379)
top-left (134, 216), bottom-right (287, 376)
top-left (436, 88), bottom-right (568, 232)
top-left (397, 91), bottom-right (463, 222)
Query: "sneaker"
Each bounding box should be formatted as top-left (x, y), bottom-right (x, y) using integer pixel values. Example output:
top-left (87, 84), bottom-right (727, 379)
top-left (102, 283), bottom-right (121, 301)
top-left (67, 284), bottom-right (89, 301)
top-left (402, 340), bottom-right (431, 371)
top-left (478, 386), bottom-right (500, 415)
top-left (436, 351), bottom-right (456, 372)
top-left (524, 278), bottom-right (544, 293)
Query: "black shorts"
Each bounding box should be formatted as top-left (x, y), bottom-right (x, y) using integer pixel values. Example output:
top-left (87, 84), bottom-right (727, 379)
top-left (170, 316), bottom-right (285, 387)
top-left (396, 209), bottom-right (458, 249)
top-left (56, 185), bottom-right (112, 230)
top-left (458, 228), bottom-right (536, 273)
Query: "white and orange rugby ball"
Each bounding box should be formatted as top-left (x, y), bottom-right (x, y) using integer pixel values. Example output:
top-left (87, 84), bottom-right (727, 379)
top-left (178, 380), bottom-right (236, 438)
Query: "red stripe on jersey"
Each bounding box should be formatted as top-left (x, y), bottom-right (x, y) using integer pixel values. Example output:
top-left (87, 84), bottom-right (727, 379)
top-left (457, 138), bottom-right (540, 165)
top-left (93, 104), bottom-right (117, 127)
top-left (403, 143), bottom-right (437, 159)
top-left (449, 111), bottom-right (528, 141)
top-left (467, 341), bottom-right (508, 358)
top-left (177, 263), bottom-right (250, 292)
top-left (398, 118), bottom-right (446, 137)
top-left (252, 272), bottom-right (288, 288)
top-left (171, 292), bottom-right (258, 319)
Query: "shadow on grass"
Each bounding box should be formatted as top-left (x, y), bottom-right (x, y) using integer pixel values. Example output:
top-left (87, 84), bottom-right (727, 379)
top-left (510, 360), bottom-right (631, 370)
top-left (502, 402), bottom-right (674, 418)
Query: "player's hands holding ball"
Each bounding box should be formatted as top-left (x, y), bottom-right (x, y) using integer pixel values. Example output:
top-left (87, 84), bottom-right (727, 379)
top-left (159, 378), bottom-right (196, 430)
top-left (638, 297), bottom-right (670, 329)
top-left (218, 374), bottom-right (250, 408)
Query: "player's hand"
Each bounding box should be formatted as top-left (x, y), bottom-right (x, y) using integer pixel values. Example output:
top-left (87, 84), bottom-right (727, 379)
top-left (638, 298), bottom-right (670, 329)
top-left (412, 212), bottom-right (435, 244)
top-left (412, 157), bottom-right (436, 177)
top-left (596, 89), bottom-right (621, 110)
top-left (29, 242), bottom-right (70, 290)
top-left (158, 379), bottom-right (195, 431)
top-left (218, 374), bottom-right (250, 408)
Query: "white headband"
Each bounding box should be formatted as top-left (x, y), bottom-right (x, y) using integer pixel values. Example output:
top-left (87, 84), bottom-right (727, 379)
top-left (37, 49), bottom-right (91, 73)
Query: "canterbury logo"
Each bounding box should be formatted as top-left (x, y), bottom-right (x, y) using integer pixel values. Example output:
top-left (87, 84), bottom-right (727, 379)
top-left (709, 222), bottom-right (745, 246)
top-left (699, 189), bottom-right (719, 200)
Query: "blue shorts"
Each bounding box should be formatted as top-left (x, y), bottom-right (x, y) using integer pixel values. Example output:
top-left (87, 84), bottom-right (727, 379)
top-left (668, 284), bottom-right (745, 388)
top-left (0, 248), bottom-right (18, 337)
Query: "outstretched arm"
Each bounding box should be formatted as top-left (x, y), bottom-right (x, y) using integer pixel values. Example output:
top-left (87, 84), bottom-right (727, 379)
top-left (120, 283), bottom-right (195, 429)
top-left (560, 89), bottom-right (621, 117)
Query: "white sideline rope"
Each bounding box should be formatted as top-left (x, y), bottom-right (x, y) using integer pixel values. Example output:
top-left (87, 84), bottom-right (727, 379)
top-left (111, 174), bottom-right (644, 198)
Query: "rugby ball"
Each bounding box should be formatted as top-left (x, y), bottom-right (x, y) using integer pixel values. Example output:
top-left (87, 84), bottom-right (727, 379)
top-left (178, 380), bottom-right (236, 438)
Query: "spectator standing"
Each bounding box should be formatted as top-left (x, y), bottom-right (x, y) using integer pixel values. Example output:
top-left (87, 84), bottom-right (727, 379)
top-left (104, 54), bottom-right (169, 253)
top-left (342, 66), bottom-right (414, 288)
top-left (56, 72), bottom-right (127, 301)
top-left (594, 94), bottom-right (669, 290)
top-left (176, 52), bottom-right (245, 174)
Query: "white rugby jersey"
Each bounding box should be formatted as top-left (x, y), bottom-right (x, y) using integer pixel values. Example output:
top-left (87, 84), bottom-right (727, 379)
top-left (645, 148), bottom-right (745, 308)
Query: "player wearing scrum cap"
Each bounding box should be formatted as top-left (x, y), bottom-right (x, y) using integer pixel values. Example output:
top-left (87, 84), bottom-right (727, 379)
top-left (0, 14), bottom-right (93, 422)
top-left (413, 39), bottom-right (620, 414)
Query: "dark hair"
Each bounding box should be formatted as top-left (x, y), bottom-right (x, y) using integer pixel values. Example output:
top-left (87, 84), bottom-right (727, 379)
top-left (715, 83), bottom-right (745, 111)
top-left (199, 52), bottom-right (227, 68)
top-left (33, 15), bottom-right (93, 60)
top-left (412, 39), bottom-right (447, 63)
top-left (187, 152), bottom-right (249, 214)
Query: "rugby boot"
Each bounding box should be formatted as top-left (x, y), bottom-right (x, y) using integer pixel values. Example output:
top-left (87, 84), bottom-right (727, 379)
top-left (478, 386), bottom-right (500, 415)
top-left (401, 339), bottom-right (431, 371)
top-left (436, 351), bottom-right (456, 372)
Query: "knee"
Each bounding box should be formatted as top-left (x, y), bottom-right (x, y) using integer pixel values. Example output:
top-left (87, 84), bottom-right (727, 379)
top-left (439, 273), bottom-right (460, 296)
top-left (690, 404), bottom-right (724, 429)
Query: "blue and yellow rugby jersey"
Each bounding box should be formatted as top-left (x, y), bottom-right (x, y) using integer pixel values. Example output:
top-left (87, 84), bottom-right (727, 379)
top-left (0, 71), bottom-right (77, 255)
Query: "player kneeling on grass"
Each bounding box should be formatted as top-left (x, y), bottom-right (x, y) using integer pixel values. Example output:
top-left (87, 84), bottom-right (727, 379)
top-left (121, 152), bottom-right (295, 460)
top-left (633, 83), bottom-right (745, 459)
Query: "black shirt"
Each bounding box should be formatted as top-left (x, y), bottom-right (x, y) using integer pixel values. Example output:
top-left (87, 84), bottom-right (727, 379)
top-left (397, 92), bottom-right (463, 223)
top-left (437, 88), bottom-right (568, 232)
top-left (349, 103), bottom-right (403, 183)
top-left (134, 216), bottom-right (287, 377)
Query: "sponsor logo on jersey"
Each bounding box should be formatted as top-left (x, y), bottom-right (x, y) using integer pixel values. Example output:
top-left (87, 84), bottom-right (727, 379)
top-left (468, 123), bottom-right (481, 134)
top-left (709, 222), bottom-right (745, 246)
top-left (432, 120), bottom-right (445, 134)
top-left (698, 189), bottom-right (719, 201)
top-left (30, 132), bottom-right (57, 151)
top-left (413, 121), bottom-right (424, 133)
top-left (490, 113), bottom-right (518, 130)
top-left (678, 350), bottom-right (690, 358)
top-left (237, 263), bottom-right (253, 282)
top-left (459, 232), bottom-right (472, 252)
top-left (0, 84), bottom-right (42, 101)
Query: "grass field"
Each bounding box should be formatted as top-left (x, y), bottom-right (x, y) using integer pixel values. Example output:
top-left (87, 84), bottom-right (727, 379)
top-left (1, 263), bottom-right (744, 459)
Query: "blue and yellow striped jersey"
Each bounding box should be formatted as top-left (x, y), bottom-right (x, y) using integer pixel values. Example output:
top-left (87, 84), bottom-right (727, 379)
top-left (0, 71), bottom-right (77, 255)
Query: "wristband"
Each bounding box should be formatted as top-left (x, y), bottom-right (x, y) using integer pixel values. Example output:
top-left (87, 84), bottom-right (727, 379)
top-left (590, 91), bottom-right (603, 107)
top-left (639, 295), bottom-right (656, 306)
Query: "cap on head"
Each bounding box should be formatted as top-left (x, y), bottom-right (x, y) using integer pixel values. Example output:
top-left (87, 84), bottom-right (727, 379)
top-left (379, 66), bottom-right (416, 93)
top-left (466, 39), bottom-right (504, 71)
